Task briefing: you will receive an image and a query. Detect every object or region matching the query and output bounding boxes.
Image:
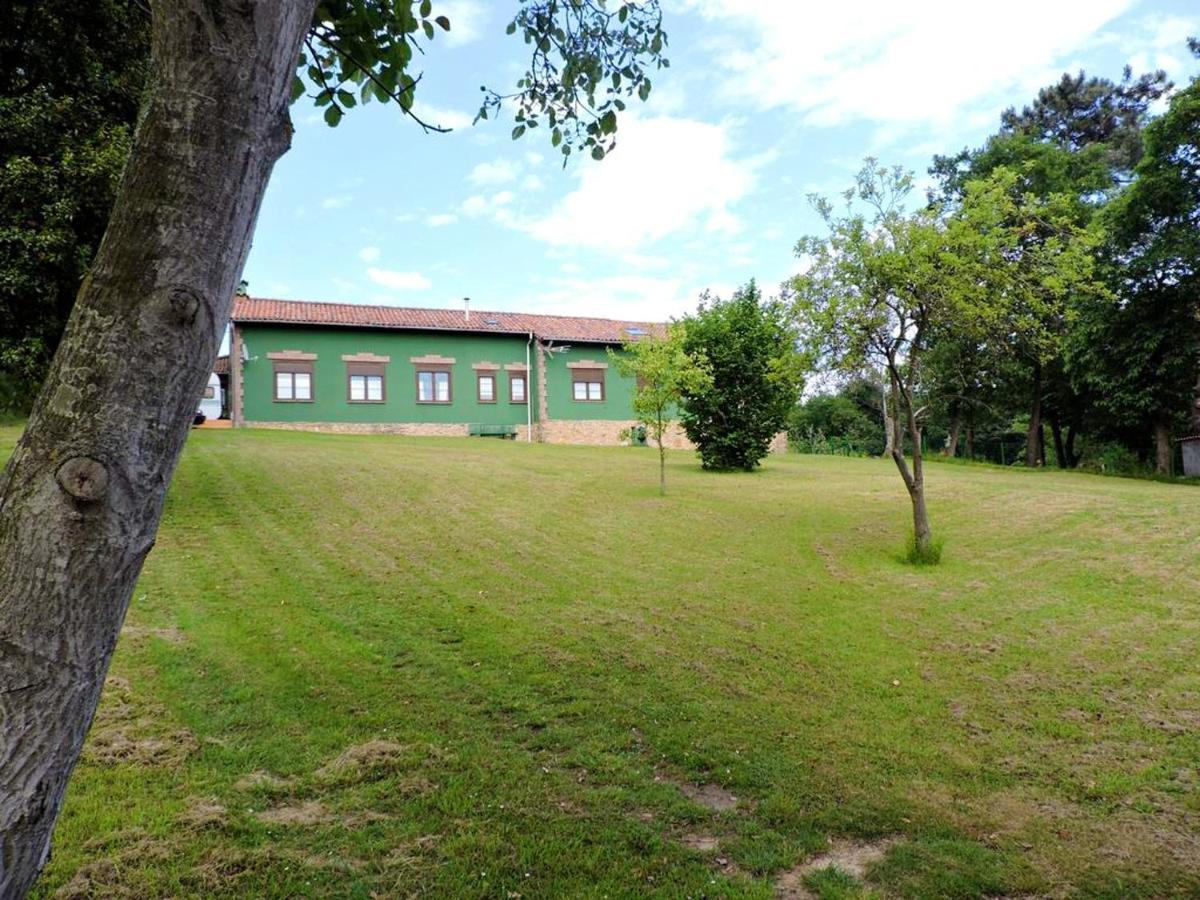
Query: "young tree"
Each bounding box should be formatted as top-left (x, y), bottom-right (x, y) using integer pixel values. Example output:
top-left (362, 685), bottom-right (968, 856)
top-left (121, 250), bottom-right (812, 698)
top-left (792, 161), bottom-right (1103, 561)
top-left (678, 281), bottom-right (803, 471)
top-left (609, 325), bottom-right (711, 494)
top-left (0, 2), bottom-right (668, 894)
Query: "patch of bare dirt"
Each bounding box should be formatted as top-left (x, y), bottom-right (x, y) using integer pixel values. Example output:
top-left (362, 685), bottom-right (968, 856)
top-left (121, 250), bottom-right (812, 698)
top-left (774, 836), bottom-right (901, 899)
top-left (677, 782), bottom-right (740, 812)
top-left (255, 799), bottom-right (331, 826)
top-left (176, 796), bottom-right (228, 829)
top-left (84, 727), bottom-right (198, 767)
top-left (680, 833), bottom-right (720, 852)
top-left (119, 624), bottom-right (186, 645)
top-left (342, 809), bottom-right (394, 828)
top-left (314, 739), bottom-right (415, 783)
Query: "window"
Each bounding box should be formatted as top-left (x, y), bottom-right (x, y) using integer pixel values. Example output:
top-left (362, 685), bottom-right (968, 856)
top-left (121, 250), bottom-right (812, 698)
top-left (202, 386), bottom-right (216, 399)
top-left (417, 368), bottom-right (452, 403)
top-left (273, 361), bottom-right (313, 401)
top-left (346, 361), bottom-right (386, 403)
top-left (571, 368), bottom-right (605, 402)
top-left (509, 373), bottom-right (527, 404)
top-left (477, 372), bottom-right (496, 403)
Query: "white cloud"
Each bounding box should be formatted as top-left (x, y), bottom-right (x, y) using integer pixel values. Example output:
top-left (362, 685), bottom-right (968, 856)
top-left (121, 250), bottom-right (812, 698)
top-left (519, 274), bottom-right (705, 321)
top-left (321, 194), bottom-right (353, 209)
top-left (521, 115), bottom-right (755, 252)
top-left (461, 190), bottom-right (515, 221)
top-left (678, 0), bottom-right (1137, 127)
top-left (427, 213), bottom-right (459, 227)
top-left (358, 246), bottom-right (381, 262)
top-left (469, 159), bottom-right (520, 185)
top-left (432, 0), bottom-right (488, 47)
top-left (366, 268), bottom-right (432, 290)
top-left (410, 101), bottom-right (474, 131)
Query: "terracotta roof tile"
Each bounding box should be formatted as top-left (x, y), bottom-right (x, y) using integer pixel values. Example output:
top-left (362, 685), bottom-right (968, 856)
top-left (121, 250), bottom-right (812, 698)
top-left (231, 296), bottom-right (663, 343)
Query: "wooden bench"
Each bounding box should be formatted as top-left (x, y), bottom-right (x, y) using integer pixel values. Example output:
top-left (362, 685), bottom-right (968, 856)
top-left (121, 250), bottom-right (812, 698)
top-left (468, 423), bottom-right (517, 439)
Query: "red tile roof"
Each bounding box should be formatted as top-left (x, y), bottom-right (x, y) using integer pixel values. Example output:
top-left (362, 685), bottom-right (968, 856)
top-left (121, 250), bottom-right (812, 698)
top-left (231, 296), bottom-right (663, 343)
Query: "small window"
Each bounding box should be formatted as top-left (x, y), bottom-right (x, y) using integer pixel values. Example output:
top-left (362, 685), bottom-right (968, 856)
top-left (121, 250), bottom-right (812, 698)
top-left (349, 374), bottom-right (384, 401)
top-left (477, 373), bottom-right (496, 403)
top-left (510, 373), bottom-right (527, 404)
top-left (347, 361), bottom-right (386, 403)
top-left (417, 369), bottom-right (452, 403)
top-left (571, 368), bottom-right (605, 402)
top-left (273, 362), bottom-right (313, 402)
top-left (203, 386), bottom-right (216, 399)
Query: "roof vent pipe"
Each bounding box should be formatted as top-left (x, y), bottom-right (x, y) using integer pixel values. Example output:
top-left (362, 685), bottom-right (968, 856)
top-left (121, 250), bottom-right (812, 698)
top-left (464, 297), bottom-right (470, 323)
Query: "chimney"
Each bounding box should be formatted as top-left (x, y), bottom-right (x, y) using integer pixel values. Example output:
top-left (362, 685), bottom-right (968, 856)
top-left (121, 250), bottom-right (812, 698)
top-left (463, 296), bottom-right (470, 323)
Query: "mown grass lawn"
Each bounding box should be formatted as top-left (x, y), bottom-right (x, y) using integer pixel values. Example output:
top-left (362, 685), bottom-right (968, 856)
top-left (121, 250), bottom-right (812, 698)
top-left (5, 425), bottom-right (1198, 898)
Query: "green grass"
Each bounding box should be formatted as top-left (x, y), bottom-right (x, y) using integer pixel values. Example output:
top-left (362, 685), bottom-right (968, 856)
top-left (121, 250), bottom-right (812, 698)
top-left (4, 425), bottom-right (1197, 898)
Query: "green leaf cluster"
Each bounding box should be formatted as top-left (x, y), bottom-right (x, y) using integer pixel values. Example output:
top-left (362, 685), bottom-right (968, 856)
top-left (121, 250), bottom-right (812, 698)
top-left (677, 281), bottom-right (804, 471)
top-left (480, 1), bottom-right (669, 162)
top-left (0, 0), bottom-right (150, 409)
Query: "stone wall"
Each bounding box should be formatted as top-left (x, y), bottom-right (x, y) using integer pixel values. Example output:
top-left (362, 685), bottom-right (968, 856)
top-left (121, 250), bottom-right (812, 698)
top-left (243, 419), bottom-right (785, 453)
top-left (247, 421), bottom-right (470, 437)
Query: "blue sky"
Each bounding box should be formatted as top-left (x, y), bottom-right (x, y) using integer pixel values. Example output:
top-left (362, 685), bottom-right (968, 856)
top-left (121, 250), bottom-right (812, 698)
top-left (242, 0), bottom-right (1199, 324)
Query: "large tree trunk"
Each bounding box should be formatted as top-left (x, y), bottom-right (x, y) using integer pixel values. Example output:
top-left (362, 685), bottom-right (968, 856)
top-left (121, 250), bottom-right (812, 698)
top-left (1026, 366), bottom-right (1043, 468)
top-left (0, 2), bottom-right (315, 894)
top-left (1154, 420), bottom-right (1172, 475)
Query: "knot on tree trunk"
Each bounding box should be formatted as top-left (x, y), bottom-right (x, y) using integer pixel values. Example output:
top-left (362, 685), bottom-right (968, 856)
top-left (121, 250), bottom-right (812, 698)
top-left (163, 285), bottom-right (203, 326)
top-left (56, 457), bottom-right (109, 503)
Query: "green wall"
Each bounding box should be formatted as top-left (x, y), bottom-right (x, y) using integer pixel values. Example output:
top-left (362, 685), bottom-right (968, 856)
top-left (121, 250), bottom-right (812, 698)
top-left (239, 325), bottom-right (637, 424)
top-left (240, 325), bottom-right (535, 425)
top-left (544, 344), bottom-right (636, 421)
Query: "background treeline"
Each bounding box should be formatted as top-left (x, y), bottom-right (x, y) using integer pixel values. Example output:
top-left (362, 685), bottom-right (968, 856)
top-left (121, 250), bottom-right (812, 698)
top-left (791, 48), bottom-right (1200, 477)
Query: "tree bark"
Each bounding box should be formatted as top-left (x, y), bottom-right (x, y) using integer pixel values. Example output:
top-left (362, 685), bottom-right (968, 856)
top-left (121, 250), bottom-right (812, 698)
top-left (1050, 418), bottom-right (1067, 469)
top-left (888, 372), bottom-right (933, 559)
top-left (1154, 420), bottom-right (1172, 475)
top-left (657, 414), bottom-right (666, 495)
top-left (0, 2), bottom-right (316, 895)
top-left (881, 379), bottom-right (895, 457)
top-left (965, 425), bottom-right (975, 460)
top-left (1026, 366), bottom-right (1043, 468)
top-left (1065, 424), bottom-right (1079, 469)
top-left (945, 414), bottom-right (960, 458)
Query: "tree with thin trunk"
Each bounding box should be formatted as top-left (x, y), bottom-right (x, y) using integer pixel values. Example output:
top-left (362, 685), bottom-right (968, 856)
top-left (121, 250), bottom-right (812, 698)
top-left (791, 160), bottom-right (1103, 562)
top-left (0, 2), bottom-right (667, 894)
top-left (609, 324), bottom-right (711, 494)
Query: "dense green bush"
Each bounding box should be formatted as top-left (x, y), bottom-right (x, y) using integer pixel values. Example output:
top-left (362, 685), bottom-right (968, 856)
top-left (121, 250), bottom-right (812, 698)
top-left (678, 281), bottom-right (803, 471)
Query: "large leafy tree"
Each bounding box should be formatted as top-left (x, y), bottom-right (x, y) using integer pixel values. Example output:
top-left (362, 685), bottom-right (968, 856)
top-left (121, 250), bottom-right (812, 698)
top-left (0, 1), bottom-right (151, 410)
top-left (1071, 40), bottom-right (1200, 472)
top-left (678, 281), bottom-right (802, 472)
top-left (0, 2), bottom-right (667, 894)
top-left (929, 67), bottom-right (1168, 467)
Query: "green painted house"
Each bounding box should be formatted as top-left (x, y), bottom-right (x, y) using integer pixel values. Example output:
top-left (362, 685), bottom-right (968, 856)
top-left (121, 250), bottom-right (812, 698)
top-left (230, 297), bottom-right (665, 445)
